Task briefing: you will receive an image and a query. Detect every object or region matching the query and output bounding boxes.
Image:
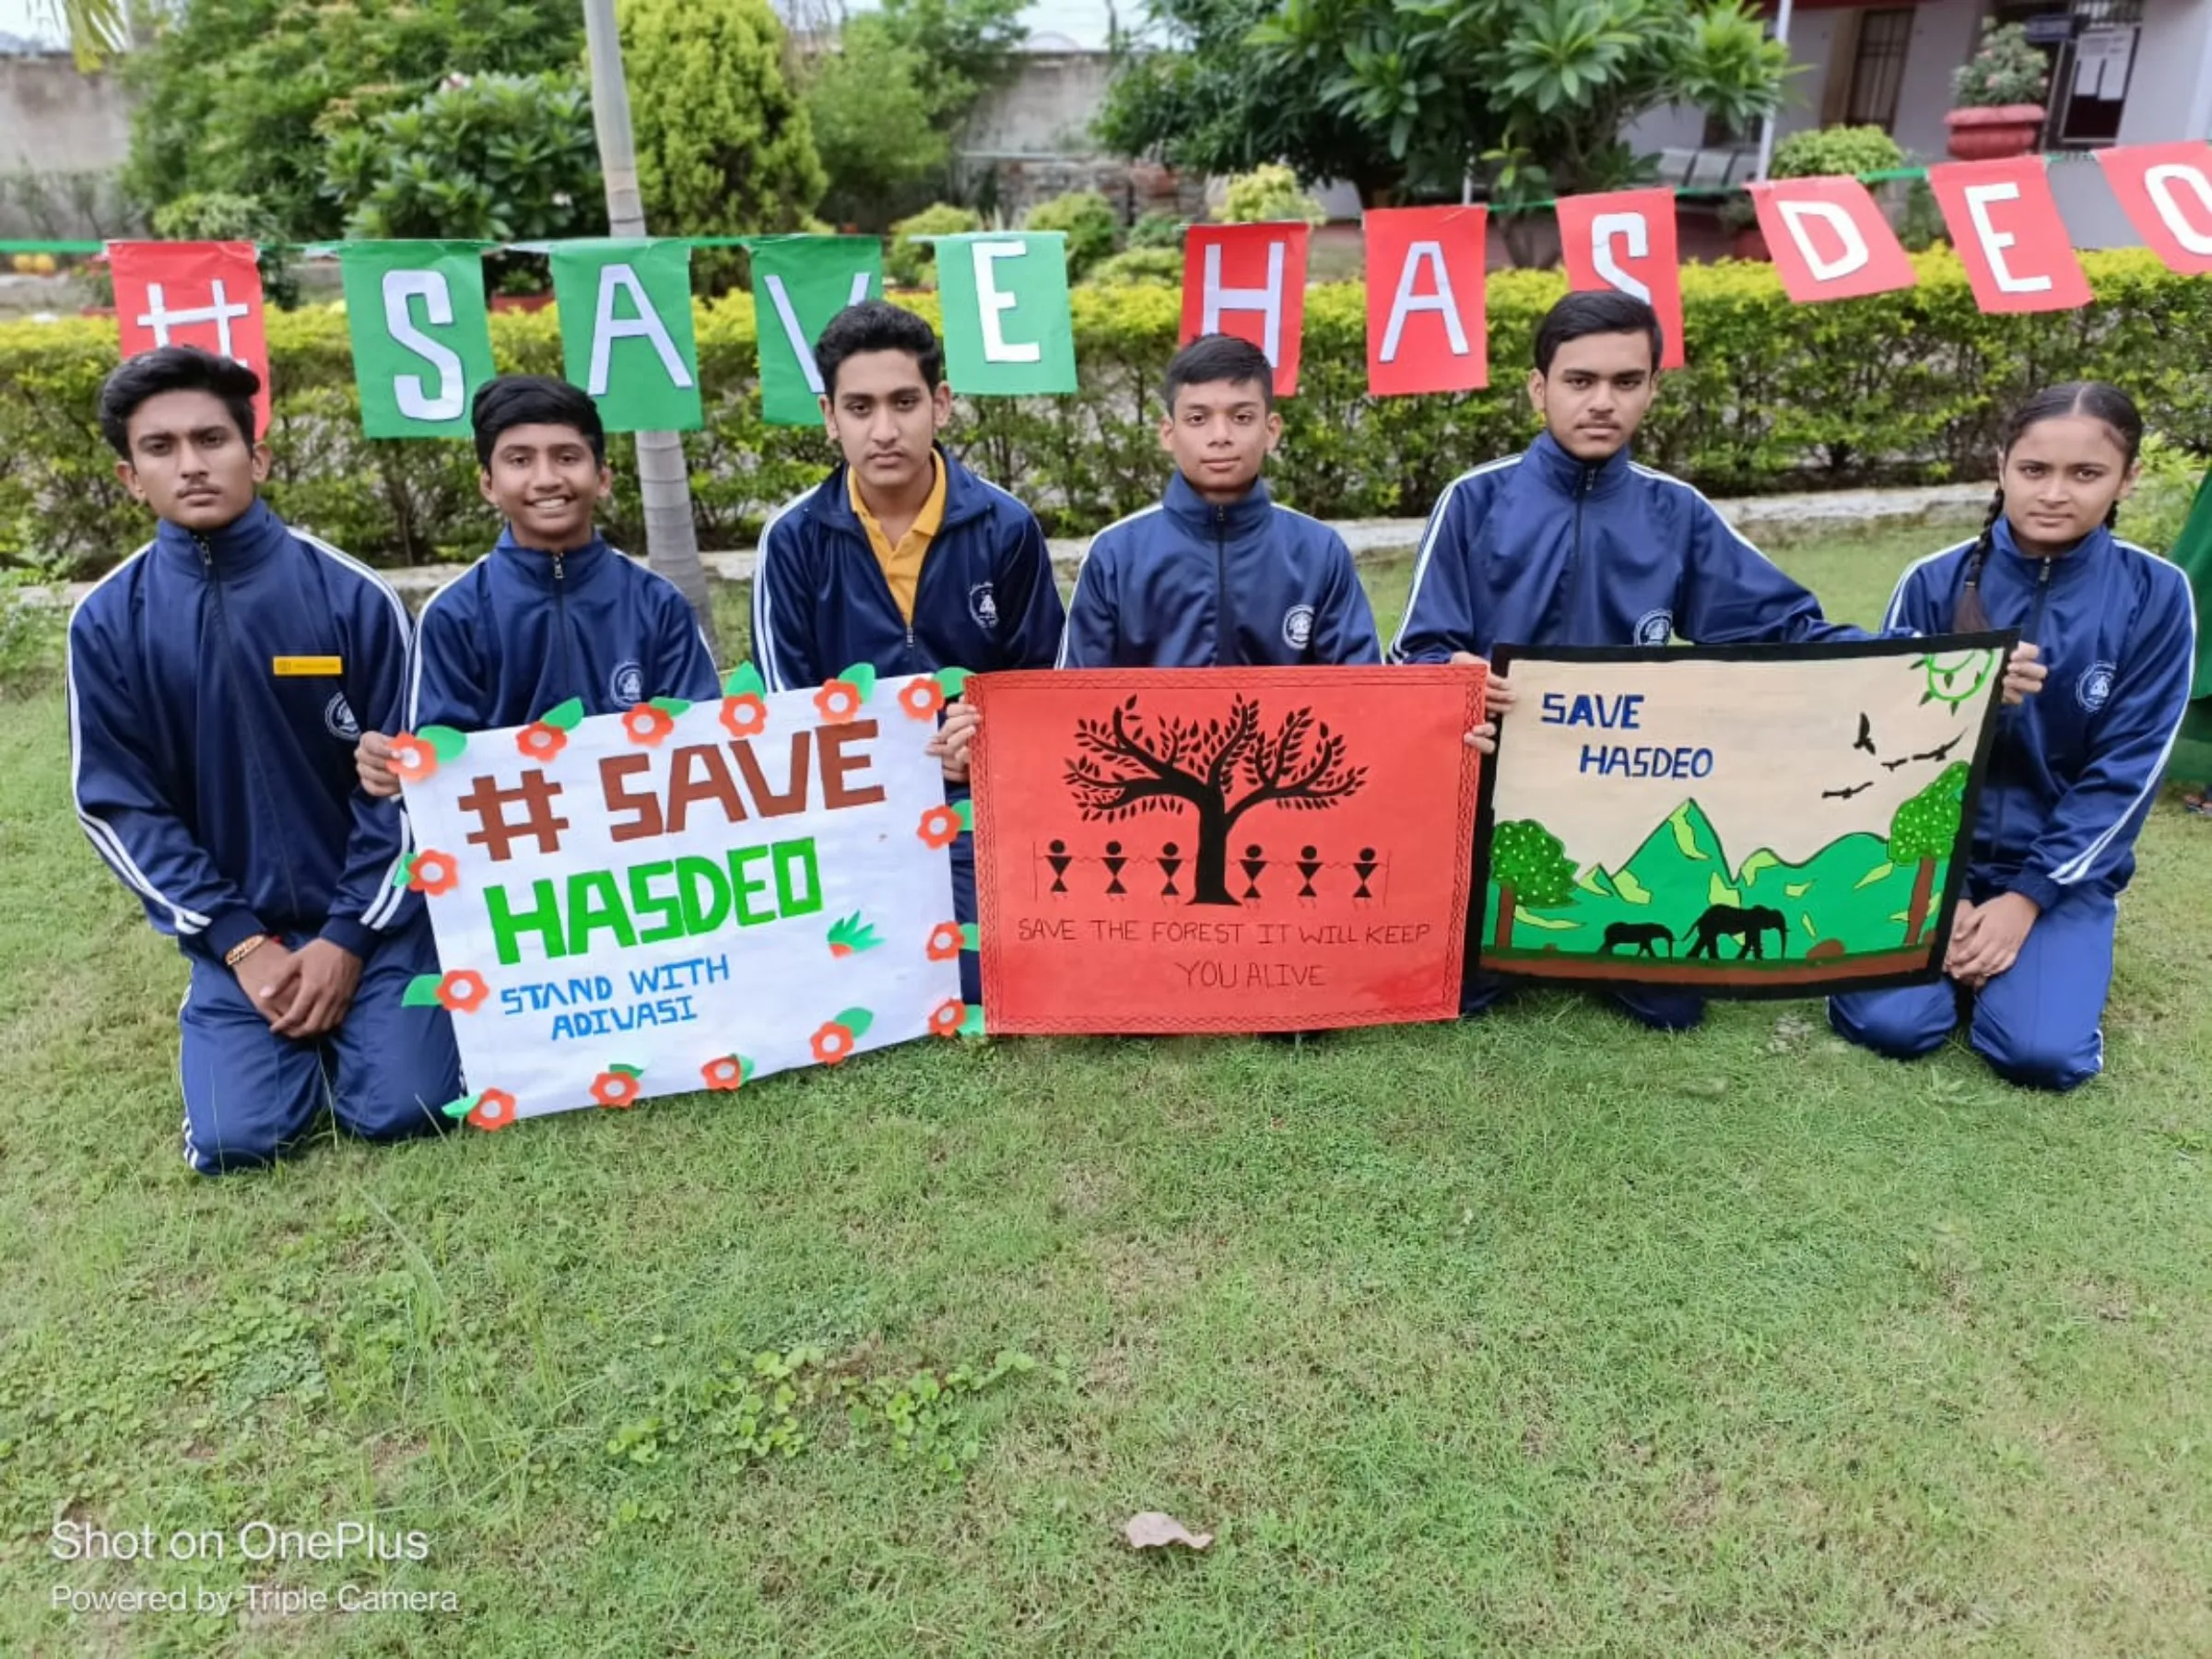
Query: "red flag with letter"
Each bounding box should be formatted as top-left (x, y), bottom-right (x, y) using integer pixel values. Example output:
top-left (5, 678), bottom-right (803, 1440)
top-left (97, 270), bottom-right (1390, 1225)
top-left (1555, 188), bottom-right (1685, 370)
top-left (1363, 206), bottom-right (1488, 396)
top-left (1179, 223), bottom-right (1309, 395)
top-left (110, 241), bottom-right (272, 437)
top-left (1926, 158), bottom-right (2092, 314)
top-left (2095, 142), bottom-right (2212, 276)
top-left (1748, 177), bottom-right (1918, 303)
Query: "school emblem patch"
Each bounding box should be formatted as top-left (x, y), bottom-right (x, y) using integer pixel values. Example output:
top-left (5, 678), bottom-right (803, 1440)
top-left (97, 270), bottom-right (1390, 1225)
top-left (969, 582), bottom-right (999, 629)
top-left (610, 661), bottom-right (644, 708)
top-left (2077, 660), bottom-right (2116, 712)
top-left (324, 693), bottom-right (360, 742)
top-left (1634, 608), bottom-right (1675, 646)
top-left (1283, 604), bottom-right (1316, 651)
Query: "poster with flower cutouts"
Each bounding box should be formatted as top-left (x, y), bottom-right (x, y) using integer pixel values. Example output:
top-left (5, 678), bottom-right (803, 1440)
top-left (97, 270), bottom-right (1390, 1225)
top-left (390, 664), bottom-right (971, 1131)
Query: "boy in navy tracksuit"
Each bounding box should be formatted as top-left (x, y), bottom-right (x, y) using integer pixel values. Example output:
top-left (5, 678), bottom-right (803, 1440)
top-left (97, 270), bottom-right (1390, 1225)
top-left (68, 347), bottom-right (460, 1173)
top-left (1831, 383), bottom-right (2194, 1091)
top-left (750, 301), bottom-right (1065, 1000)
top-left (355, 375), bottom-right (720, 783)
top-left (1056, 333), bottom-right (1381, 669)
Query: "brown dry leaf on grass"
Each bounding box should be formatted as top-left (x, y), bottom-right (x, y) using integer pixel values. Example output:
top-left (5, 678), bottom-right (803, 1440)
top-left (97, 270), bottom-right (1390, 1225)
top-left (1123, 1512), bottom-right (1214, 1551)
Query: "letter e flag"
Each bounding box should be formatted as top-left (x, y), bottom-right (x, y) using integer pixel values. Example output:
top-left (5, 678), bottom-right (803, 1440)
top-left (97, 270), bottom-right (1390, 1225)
top-left (1927, 158), bottom-right (2092, 313)
top-left (1364, 206), bottom-right (1488, 395)
top-left (110, 241), bottom-right (271, 437)
top-left (934, 232), bottom-right (1077, 395)
top-left (1181, 223), bottom-right (1309, 395)
top-left (548, 239), bottom-right (704, 431)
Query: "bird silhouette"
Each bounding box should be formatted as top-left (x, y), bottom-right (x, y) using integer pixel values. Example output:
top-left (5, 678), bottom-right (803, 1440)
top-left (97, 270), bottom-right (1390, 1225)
top-left (1823, 781), bottom-right (1875, 800)
top-left (1911, 732), bottom-right (1965, 764)
top-left (1881, 756), bottom-right (1912, 772)
top-left (1853, 712), bottom-right (1877, 756)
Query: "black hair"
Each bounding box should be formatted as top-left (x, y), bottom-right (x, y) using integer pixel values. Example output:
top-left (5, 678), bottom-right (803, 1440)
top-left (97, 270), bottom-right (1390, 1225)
top-left (1163, 333), bottom-right (1276, 412)
top-left (1956, 381), bottom-right (2144, 630)
top-left (470, 374), bottom-right (606, 468)
top-left (1533, 290), bottom-right (1665, 376)
top-left (813, 300), bottom-right (944, 398)
top-left (98, 345), bottom-right (260, 457)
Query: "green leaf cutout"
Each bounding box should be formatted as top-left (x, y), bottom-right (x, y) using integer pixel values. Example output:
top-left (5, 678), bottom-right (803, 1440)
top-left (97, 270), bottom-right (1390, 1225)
top-left (827, 912), bottom-right (882, 954)
top-left (735, 1055), bottom-right (755, 1084)
top-left (724, 663), bottom-right (766, 698)
top-left (959, 1004), bottom-right (986, 1039)
top-left (418, 724), bottom-right (468, 762)
top-left (959, 923), bottom-right (981, 951)
top-left (540, 696), bottom-right (586, 732)
top-left (835, 663), bottom-right (879, 702)
top-left (401, 972), bottom-right (445, 1008)
top-left (390, 854), bottom-right (416, 890)
top-left (440, 1091), bottom-right (480, 1121)
top-left (648, 697), bottom-right (692, 717)
top-left (935, 666), bottom-right (972, 698)
top-left (954, 797), bottom-right (974, 831)
top-left (609, 1063), bottom-right (643, 1079)
top-left (832, 1006), bottom-right (876, 1041)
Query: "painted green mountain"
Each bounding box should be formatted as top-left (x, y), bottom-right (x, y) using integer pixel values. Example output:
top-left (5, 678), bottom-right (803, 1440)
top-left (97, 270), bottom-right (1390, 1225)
top-left (1485, 798), bottom-right (1941, 961)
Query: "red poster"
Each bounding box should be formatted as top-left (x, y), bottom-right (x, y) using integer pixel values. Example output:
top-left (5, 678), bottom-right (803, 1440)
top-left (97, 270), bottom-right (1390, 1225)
top-left (1555, 188), bottom-right (1686, 370)
top-left (1179, 223), bottom-right (1310, 396)
top-left (109, 241), bottom-right (272, 438)
top-left (1749, 177), bottom-right (1918, 303)
top-left (1363, 206), bottom-right (1488, 395)
top-left (1926, 159), bottom-right (2092, 314)
top-left (2095, 142), bottom-right (2212, 276)
top-left (971, 666), bottom-right (1485, 1033)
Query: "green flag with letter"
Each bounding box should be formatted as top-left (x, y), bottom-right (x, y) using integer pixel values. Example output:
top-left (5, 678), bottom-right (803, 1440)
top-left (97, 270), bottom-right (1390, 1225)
top-left (2168, 465), bottom-right (2212, 783)
top-left (931, 232), bottom-right (1077, 396)
top-left (748, 236), bottom-right (883, 425)
top-left (548, 239), bottom-right (703, 432)
top-left (336, 241), bottom-right (495, 440)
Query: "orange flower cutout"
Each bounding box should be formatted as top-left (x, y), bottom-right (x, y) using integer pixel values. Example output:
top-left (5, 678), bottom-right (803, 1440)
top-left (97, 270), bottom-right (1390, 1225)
top-left (917, 805), bottom-right (963, 849)
top-left (929, 999), bottom-right (965, 1038)
top-left (925, 922), bottom-right (964, 961)
top-left (810, 1021), bottom-right (856, 1065)
top-left (516, 721), bottom-right (567, 762)
top-left (592, 1070), bottom-right (642, 1110)
top-left (466, 1088), bottom-right (517, 1131)
top-left (622, 705), bottom-right (677, 747)
top-left (436, 969), bottom-right (489, 1013)
top-left (900, 677), bottom-right (946, 720)
top-left (408, 850), bottom-right (459, 896)
top-left (720, 693), bottom-right (768, 739)
top-left (700, 1056), bottom-right (746, 1091)
top-left (814, 679), bottom-right (863, 724)
top-left (387, 734), bottom-right (437, 783)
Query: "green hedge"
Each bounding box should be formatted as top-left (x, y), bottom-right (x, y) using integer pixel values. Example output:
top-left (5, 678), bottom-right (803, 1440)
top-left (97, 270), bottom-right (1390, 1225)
top-left (6, 248), bottom-right (2211, 578)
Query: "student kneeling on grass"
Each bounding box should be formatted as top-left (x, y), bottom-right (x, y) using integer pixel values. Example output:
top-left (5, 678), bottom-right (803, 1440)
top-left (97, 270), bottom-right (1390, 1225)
top-left (1830, 382), bottom-right (2194, 1092)
top-left (354, 374), bottom-right (720, 790)
top-left (68, 346), bottom-right (459, 1174)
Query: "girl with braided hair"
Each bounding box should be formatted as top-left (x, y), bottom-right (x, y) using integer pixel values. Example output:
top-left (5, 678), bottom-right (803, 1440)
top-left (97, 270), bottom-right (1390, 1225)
top-left (1830, 382), bottom-right (2196, 1091)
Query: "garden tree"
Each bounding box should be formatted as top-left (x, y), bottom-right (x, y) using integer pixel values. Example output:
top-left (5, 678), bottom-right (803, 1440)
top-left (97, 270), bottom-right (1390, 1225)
top-left (1888, 762), bottom-right (1969, 947)
top-left (1065, 696), bottom-right (1367, 906)
top-left (805, 20), bottom-right (948, 231)
top-left (617, 0), bottom-right (826, 282)
top-left (1488, 819), bottom-right (1576, 950)
top-left (123, 0), bottom-right (584, 241)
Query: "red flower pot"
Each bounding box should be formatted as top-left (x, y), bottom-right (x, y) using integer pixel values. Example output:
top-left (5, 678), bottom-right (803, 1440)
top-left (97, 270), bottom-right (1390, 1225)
top-left (1945, 105), bottom-right (2045, 162)
top-left (1731, 226), bottom-right (1771, 262)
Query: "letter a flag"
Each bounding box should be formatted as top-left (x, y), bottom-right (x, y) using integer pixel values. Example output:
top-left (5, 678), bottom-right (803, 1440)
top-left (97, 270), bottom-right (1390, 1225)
top-left (1363, 206), bottom-right (1488, 395)
top-left (2095, 142), bottom-right (2212, 276)
top-left (110, 241), bottom-right (271, 437)
top-left (1927, 159), bottom-right (2092, 314)
top-left (934, 232), bottom-right (1078, 396)
top-left (337, 241), bottom-right (496, 439)
top-left (1748, 178), bottom-right (1917, 304)
top-left (1180, 223), bottom-right (1309, 395)
top-left (1555, 190), bottom-right (1685, 370)
top-left (747, 235), bottom-right (882, 425)
top-left (548, 239), bottom-right (704, 431)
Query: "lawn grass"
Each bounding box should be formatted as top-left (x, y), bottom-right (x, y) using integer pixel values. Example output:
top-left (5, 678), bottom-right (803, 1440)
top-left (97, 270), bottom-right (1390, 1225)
top-left (5, 521), bottom-right (2210, 1656)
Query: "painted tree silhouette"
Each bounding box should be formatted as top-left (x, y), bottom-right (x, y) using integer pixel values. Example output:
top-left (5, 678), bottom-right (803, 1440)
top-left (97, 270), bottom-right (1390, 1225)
top-left (1064, 695), bottom-right (1367, 905)
top-left (1888, 761), bottom-right (1969, 946)
top-left (1488, 818), bottom-right (1576, 951)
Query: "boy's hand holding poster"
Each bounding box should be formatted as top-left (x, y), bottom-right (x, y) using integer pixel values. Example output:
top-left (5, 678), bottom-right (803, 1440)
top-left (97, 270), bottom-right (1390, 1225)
top-left (1477, 636), bottom-right (2013, 994)
top-left (394, 665), bottom-right (968, 1128)
top-left (971, 666), bottom-right (1485, 1033)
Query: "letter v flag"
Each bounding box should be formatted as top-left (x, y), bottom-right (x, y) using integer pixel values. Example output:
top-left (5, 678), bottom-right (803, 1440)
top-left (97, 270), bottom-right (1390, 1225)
top-left (1363, 206), bottom-right (1488, 395)
top-left (933, 232), bottom-right (1077, 395)
top-left (336, 241), bottom-right (496, 439)
top-left (110, 241), bottom-right (271, 437)
top-left (747, 235), bottom-right (882, 424)
top-left (548, 239), bottom-right (703, 431)
top-left (1747, 178), bottom-right (1916, 303)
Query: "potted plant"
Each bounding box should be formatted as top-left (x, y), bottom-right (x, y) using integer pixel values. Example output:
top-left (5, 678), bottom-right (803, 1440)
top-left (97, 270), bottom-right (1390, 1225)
top-left (1718, 194), bottom-right (1767, 261)
top-left (1946, 22), bottom-right (2049, 160)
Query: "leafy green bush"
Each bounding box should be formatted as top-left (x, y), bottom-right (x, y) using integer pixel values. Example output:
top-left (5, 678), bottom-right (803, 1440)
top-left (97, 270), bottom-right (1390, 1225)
top-left (147, 191), bottom-right (300, 310)
top-left (1126, 212), bottom-right (1184, 251)
top-left (1023, 190), bottom-right (1120, 280)
top-left (1769, 125), bottom-right (1907, 181)
top-left (7, 249), bottom-right (2211, 576)
top-left (886, 203), bottom-right (983, 288)
top-left (1086, 248), bottom-right (1183, 287)
top-left (1952, 21), bottom-right (2050, 108)
top-left (1217, 165), bottom-right (1326, 227)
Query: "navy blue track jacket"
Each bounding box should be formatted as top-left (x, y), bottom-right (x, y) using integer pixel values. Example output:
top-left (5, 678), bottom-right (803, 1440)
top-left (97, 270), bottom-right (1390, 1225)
top-left (1058, 472), bottom-right (1382, 668)
top-left (1884, 517), bottom-right (2195, 911)
top-left (1392, 431), bottom-right (1860, 660)
top-left (749, 449), bottom-right (1064, 689)
top-left (407, 529), bottom-right (720, 730)
top-left (68, 500), bottom-right (418, 962)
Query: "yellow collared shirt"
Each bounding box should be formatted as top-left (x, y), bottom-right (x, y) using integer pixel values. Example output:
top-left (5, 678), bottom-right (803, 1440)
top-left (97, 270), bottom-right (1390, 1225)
top-left (847, 453), bottom-right (946, 625)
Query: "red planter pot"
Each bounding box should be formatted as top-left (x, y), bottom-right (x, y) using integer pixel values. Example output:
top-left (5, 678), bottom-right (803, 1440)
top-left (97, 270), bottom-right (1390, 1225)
top-left (1731, 226), bottom-right (1771, 262)
top-left (489, 292), bottom-right (556, 313)
top-left (1945, 105), bottom-right (2045, 161)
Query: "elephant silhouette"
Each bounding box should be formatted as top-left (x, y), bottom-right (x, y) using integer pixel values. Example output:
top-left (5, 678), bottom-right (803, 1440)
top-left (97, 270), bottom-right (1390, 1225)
top-left (1681, 903), bottom-right (1789, 960)
top-left (1600, 921), bottom-right (1675, 958)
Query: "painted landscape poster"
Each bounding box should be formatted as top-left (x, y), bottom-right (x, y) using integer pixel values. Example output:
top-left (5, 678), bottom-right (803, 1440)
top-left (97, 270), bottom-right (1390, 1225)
top-left (970, 666), bottom-right (1486, 1033)
top-left (1476, 634), bottom-right (2014, 995)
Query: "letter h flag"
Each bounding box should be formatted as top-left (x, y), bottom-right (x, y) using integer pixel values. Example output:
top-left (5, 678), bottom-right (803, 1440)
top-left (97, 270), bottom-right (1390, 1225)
top-left (1180, 223), bottom-right (1310, 395)
top-left (110, 241), bottom-right (272, 437)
